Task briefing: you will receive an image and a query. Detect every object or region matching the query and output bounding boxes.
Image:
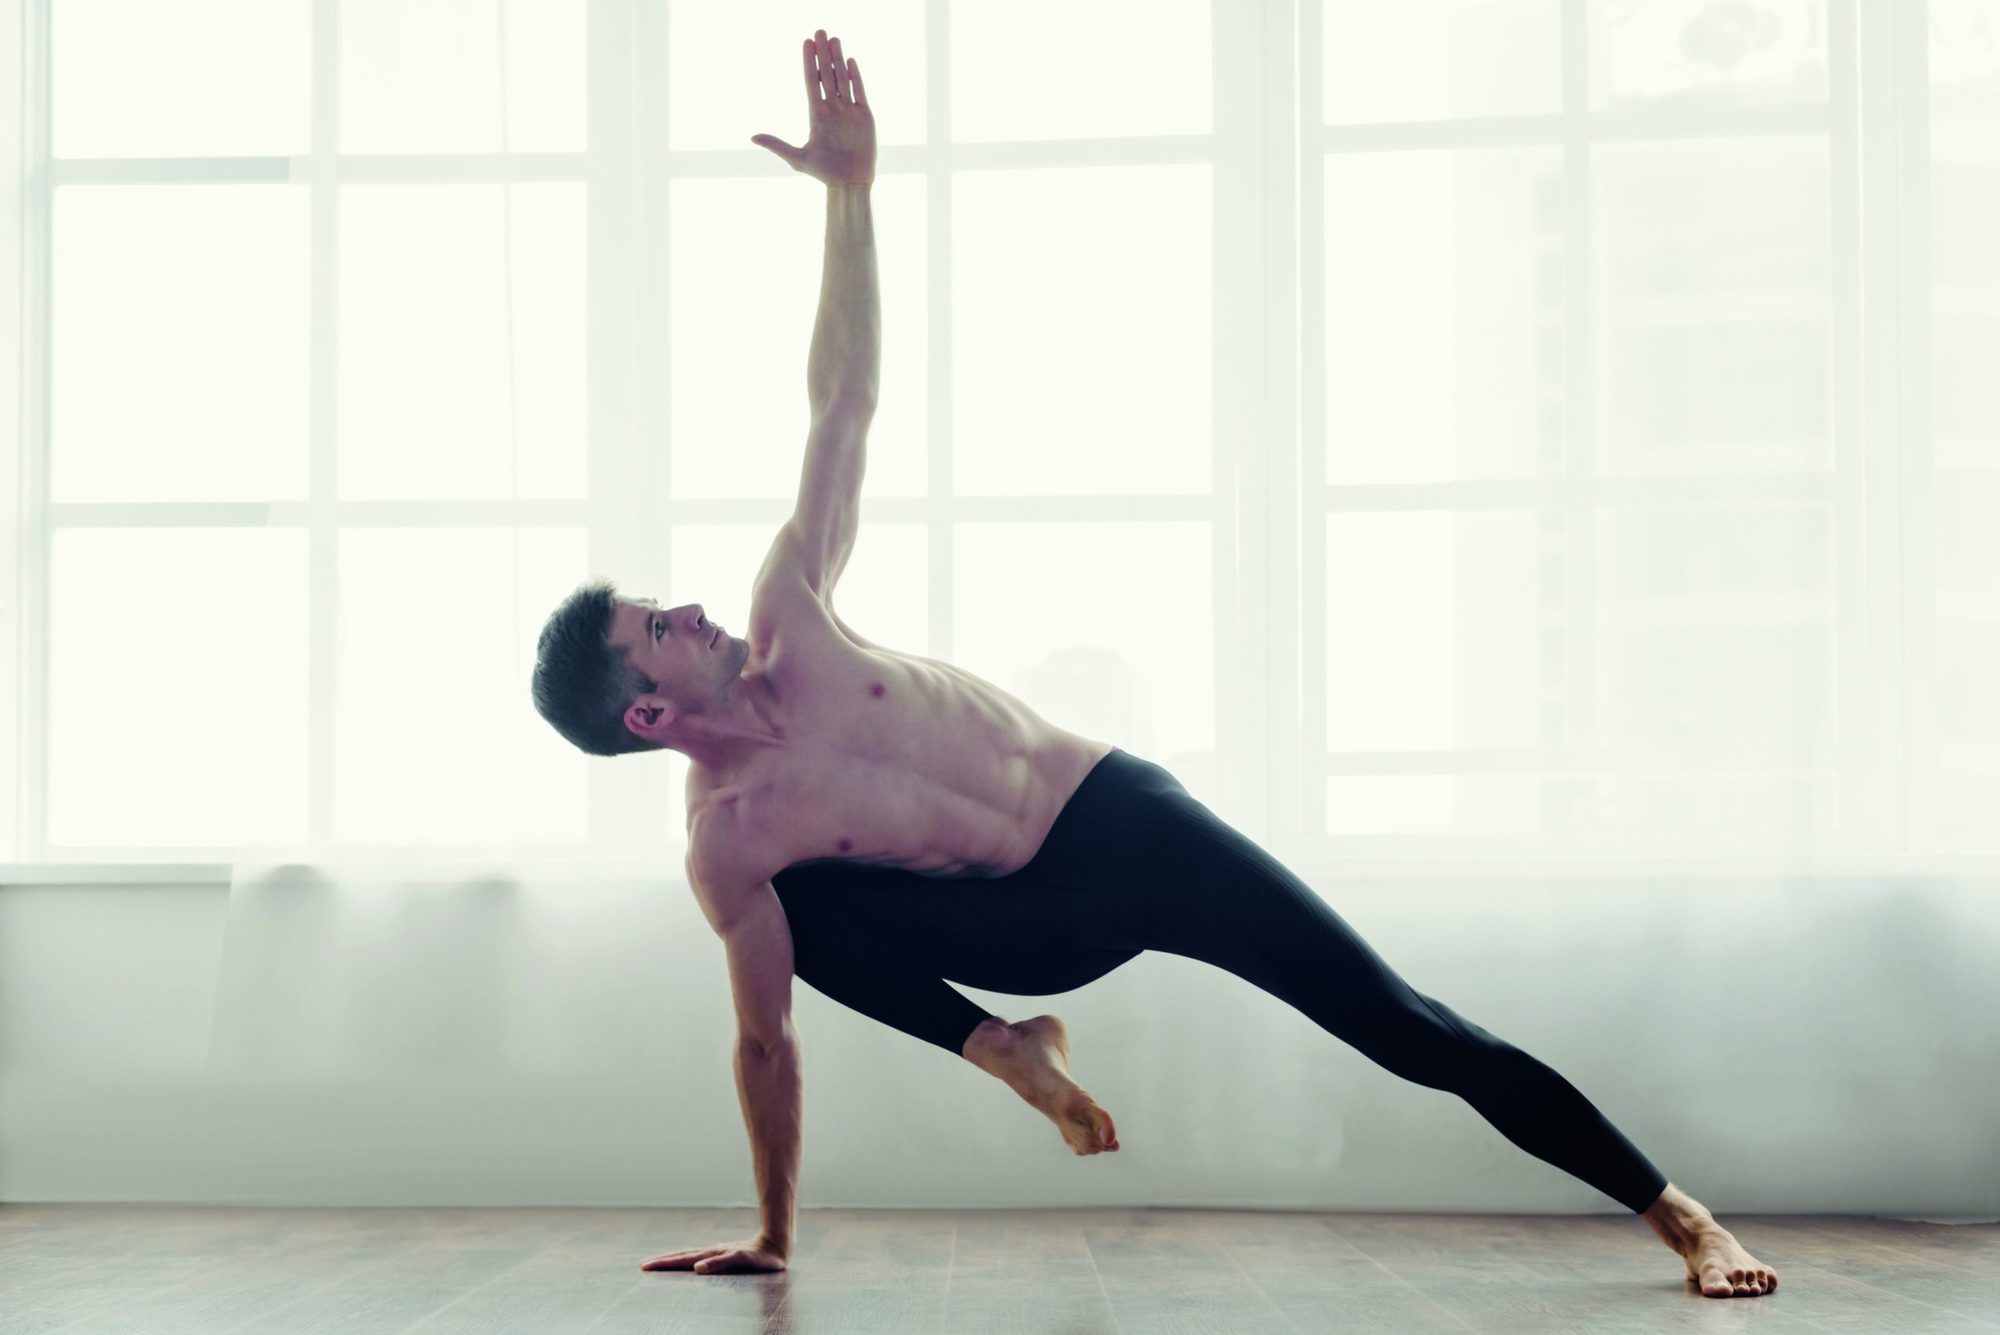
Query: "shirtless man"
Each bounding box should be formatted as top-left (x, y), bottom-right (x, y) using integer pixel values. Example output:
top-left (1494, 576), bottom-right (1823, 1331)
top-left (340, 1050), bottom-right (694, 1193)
top-left (528, 30), bottom-right (1777, 1300)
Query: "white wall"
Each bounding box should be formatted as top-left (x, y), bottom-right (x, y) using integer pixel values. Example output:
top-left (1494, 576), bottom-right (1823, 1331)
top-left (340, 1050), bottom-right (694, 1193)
top-left (3, 872), bottom-right (1996, 1217)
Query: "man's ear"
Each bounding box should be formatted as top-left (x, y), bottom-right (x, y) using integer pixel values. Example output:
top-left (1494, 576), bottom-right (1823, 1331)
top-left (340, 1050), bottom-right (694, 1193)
top-left (626, 695), bottom-right (678, 741)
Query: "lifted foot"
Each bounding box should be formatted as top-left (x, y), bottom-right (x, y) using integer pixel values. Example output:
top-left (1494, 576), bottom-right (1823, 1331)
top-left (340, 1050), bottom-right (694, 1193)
top-left (962, 1014), bottom-right (1120, 1156)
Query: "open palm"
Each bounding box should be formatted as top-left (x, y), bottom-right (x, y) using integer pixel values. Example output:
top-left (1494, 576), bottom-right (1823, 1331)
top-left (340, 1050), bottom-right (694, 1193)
top-left (751, 28), bottom-right (875, 187)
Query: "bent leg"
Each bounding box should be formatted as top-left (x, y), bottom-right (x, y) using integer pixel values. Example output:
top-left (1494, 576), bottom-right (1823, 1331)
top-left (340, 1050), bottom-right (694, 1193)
top-left (1088, 773), bottom-right (1669, 1214)
top-left (772, 865), bottom-right (997, 1057)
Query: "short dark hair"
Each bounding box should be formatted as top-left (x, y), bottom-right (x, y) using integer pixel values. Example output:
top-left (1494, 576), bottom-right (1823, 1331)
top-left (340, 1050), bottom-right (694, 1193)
top-left (531, 577), bottom-right (667, 757)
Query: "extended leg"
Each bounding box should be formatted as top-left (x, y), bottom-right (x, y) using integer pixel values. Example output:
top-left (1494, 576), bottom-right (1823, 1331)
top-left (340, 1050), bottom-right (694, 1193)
top-left (1115, 787), bottom-right (1777, 1288)
top-left (1096, 783), bottom-right (1671, 1215)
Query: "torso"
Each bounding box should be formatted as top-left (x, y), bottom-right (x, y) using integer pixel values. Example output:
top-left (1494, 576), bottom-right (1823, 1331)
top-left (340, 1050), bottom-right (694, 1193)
top-left (685, 558), bottom-right (1117, 887)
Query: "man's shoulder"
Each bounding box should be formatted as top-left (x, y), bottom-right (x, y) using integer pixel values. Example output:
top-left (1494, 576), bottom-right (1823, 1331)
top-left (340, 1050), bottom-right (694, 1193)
top-left (687, 793), bottom-right (785, 892)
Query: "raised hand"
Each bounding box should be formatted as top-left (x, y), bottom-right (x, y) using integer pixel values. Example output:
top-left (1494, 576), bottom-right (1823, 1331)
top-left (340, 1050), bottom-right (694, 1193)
top-left (751, 29), bottom-right (876, 187)
top-left (640, 1235), bottom-right (789, 1275)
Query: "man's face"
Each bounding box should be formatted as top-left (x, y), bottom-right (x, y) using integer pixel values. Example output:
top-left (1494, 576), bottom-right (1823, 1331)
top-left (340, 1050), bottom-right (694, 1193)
top-left (609, 596), bottom-right (744, 737)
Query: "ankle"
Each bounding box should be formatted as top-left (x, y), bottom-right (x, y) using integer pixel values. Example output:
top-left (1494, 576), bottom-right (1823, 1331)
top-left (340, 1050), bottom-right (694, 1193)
top-left (1643, 1183), bottom-right (1717, 1243)
top-left (961, 1016), bottom-right (1014, 1063)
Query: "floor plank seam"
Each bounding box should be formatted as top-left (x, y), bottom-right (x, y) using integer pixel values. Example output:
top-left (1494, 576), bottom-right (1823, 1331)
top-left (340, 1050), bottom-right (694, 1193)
top-left (1077, 1220), bottom-right (1125, 1335)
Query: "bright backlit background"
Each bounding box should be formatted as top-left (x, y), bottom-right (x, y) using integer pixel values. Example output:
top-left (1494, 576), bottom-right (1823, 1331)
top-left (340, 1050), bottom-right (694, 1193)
top-left (1, 1), bottom-right (1995, 1216)
top-left (5, 0), bottom-right (1996, 870)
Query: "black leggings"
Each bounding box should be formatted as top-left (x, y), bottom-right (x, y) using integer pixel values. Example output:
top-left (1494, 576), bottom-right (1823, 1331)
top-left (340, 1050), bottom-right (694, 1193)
top-left (770, 746), bottom-right (1670, 1215)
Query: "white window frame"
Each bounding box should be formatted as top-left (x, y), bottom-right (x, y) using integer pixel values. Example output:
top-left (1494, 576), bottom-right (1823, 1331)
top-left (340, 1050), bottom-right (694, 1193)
top-left (5, 0), bottom-right (1992, 883)
top-left (1283, 0), bottom-right (1960, 880)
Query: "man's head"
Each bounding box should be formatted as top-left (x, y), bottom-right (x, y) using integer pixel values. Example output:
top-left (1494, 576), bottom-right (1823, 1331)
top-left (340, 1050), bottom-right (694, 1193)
top-left (531, 577), bottom-right (745, 757)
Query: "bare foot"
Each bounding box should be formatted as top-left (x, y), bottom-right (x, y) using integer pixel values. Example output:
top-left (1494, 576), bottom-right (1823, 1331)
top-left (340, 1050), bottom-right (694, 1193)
top-left (1642, 1182), bottom-right (1779, 1297)
top-left (962, 1014), bottom-right (1120, 1156)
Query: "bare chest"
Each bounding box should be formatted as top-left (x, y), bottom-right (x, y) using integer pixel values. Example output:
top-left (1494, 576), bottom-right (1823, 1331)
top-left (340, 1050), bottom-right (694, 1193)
top-left (689, 616), bottom-right (1112, 883)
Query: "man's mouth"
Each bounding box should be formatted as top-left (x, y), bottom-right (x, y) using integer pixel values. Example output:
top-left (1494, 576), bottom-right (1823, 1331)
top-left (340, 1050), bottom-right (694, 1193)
top-left (710, 627), bottom-right (720, 648)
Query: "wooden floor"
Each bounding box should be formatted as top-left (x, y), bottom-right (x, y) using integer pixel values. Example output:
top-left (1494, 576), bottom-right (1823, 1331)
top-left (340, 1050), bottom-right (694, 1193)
top-left (1, 1205), bottom-right (1994, 1333)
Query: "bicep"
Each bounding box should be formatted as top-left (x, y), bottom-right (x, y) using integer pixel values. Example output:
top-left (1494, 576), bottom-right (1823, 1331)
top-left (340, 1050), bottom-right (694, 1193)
top-left (717, 881), bottom-right (797, 1054)
top-left (687, 813), bottom-right (796, 1053)
top-left (751, 513), bottom-right (883, 654)
top-left (789, 402), bottom-right (870, 598)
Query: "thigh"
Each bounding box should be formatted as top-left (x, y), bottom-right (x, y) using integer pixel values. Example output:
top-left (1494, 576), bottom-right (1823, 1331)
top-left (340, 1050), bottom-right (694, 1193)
top-left (769, 863), bottom-right (995, 1053)
top-left (1089, 783), bottom-right (1462, 1053)
top-left (773, 860), bottom-right (1140, 996)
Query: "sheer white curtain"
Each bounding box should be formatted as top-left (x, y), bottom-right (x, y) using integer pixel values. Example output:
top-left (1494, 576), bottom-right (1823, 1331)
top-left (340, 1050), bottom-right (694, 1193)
top-left (7, 1), bottom-right (2000, 1209)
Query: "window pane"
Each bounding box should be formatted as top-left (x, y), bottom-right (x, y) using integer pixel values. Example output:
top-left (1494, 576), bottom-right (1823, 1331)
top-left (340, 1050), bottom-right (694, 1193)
top-left (336, 528), bottom-right (588, 845)
top-left (1327, 774), bottom-right (1554, 835)
top-left (1325, 148), bottom-right (1564, 484)
top-left (954, 521), bottom-right (1210, 776)
top-left (954, 165), bottom-right (1211, 497)
top-left (53, 0), bottom-right (310, 157)
top-left (951, 0), bottom-right (1211, 142)
top-left (1593, 138), bottom-right (1830, 477)
top-left (1588, 770), bottom-right (1837, 833)
top-left (667, 1), bottom-right (928, 151)
top-left (1929, 0), bottom-right (2000, 847)
top-left (1587, 0), bottom-right (1829, 110)
top-left (48, 529), bottom-right (308, 847)
top-left (1325, 769), bottom-right (1836, 839)
top-left (662, 524), bottom-right (772, 651)
top-left (1326, 510), bottom-right (1553, 752)
top-left (339, 183), bottom-right (585, 500)
top-left (668, 174), bottom-right (927, 500)
top-left (341, 0), bottom-right (583, 153)
top-left (1936, 615), bottom-right (2000, 836)
top-left (52, 184), bottom-right (309, 502)
top-left (1594, 504), bottom-right (1835, 751)
top-left (814, 523), bottom-right (929, 655)
top-left (1324, 0), bottom-right (1561, 125)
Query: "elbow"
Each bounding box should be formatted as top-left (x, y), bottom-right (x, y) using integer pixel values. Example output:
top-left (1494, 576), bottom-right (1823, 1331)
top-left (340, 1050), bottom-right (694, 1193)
top-left (814, 385), bottom-right (878, 421)
top-left (739, 1022), bottom-right (800, 1060)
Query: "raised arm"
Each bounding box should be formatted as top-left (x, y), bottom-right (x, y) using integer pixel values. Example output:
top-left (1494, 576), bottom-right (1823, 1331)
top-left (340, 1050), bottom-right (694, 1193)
top-left (751, 28), bottom-right (878, 411)
top-left (752, 29), bottom-right (880, 599)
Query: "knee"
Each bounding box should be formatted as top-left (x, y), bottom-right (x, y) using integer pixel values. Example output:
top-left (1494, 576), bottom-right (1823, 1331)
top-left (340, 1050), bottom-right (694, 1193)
top-left (1373, 1010), bottom-right (1523, 1094)
top-left (1459, 1039), bottom-right (1566, 1108)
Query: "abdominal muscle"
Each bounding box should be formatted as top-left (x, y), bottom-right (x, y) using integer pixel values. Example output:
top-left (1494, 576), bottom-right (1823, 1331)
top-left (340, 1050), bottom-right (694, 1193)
top-left (690, 611), bottom-right (1116, 883)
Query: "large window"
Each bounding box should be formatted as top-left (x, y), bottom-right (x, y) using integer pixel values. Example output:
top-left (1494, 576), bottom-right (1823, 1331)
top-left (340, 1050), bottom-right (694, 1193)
top-left (2, 0), bottom-right (1992, 872)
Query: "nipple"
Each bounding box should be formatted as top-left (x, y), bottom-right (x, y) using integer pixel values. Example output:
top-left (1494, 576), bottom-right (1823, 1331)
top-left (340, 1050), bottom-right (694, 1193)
top-left (838, 837), bottom-right (854, 853)
top-left (869, 682), bottom-right (886, 697)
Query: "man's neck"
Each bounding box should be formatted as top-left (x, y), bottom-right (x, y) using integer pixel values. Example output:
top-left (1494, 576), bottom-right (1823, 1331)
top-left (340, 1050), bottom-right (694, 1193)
top-left (673, 672), bottom-right (788, 778)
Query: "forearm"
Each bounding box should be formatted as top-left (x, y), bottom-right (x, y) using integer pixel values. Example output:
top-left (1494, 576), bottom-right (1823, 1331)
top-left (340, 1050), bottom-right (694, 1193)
top-left (733, 1035), bottom-right (802, 1256)
top-left (806, 184), bottom-right (880, 412)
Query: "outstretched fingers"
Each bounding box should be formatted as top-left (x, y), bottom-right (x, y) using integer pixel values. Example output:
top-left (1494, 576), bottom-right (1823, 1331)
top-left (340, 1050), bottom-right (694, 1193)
top-left (828, 35), bottom-right (848, 101)
top-left (799, 30), bottom-right (864, 110)
top-left (641, 1245), bottom-right (726, 1271)
top-left (810, 30), bottom-right (842, 105)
